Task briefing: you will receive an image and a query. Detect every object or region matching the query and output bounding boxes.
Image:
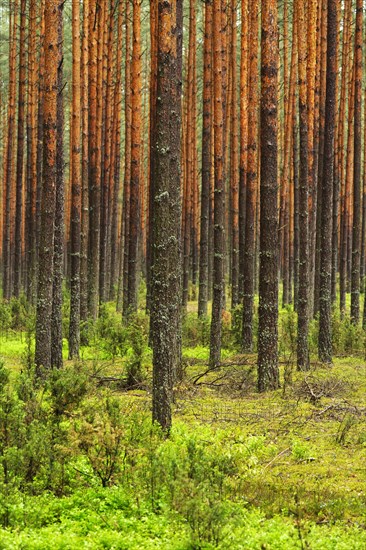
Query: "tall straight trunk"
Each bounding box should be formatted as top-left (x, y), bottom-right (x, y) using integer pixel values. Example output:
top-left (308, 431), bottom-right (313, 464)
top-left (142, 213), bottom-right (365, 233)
top-left (313, 0), bottom-right (328, 318)
top-left (331, 0), bottom-right (340, 303)
top-left (307, 0), bottom-right (318, 319)
top-left (121, 0), bottom-right (132, 315)
top-left (198, 0), bottom-right (212, 318)
top-left (318, 0), bottom-right (337, 363)
top-left (242, 0), bottom-right (258, 352)
top-left (80, 0), bottom-right (89, 323)
top-left (189, 0), bottom-right (198, 296)
top-left (182, 2), bottom-right (197, 308)
top-left (182, 94), bottom-right (191, 308)
top-left (100, 2), bottom-right (114, 303)
top-left (51, 1), bottom-right (64, 370)
top-left (35, 0), bottom-right (58, 374)
top-left (126, 0), bottom-right (142, 314)
top-left (340, 62), bottom-right (355, 314)
top-left (151, 0), bottom-right (182, 432)
top-left (238, 0), bottom-right (248, 301)
top-left (13, 0), bottom-right (26, 297)
top-left (257, 0), bottom-right (279, 392)
top-left (280, 13), bottom-right (297, 308)
top-left (209, 0), bottom-right (225, 368)
top-left (146, 1), bottom-right (158, 313)
top-left (296, 0), bottom-right (310, 371)
top-left (87, 0), bottom-right (100, 319)
top-left (361, 79), bottom-right (366, 284)
top-left (3, 1), bottom-right (18, 300)
top-left (25, 0), bottom-right (38, 303)
top-left (69, 0), bottom-right (82, 359)
top-left (36, 0), bottom-right (46, 259)
top-left (230, 0), bottom-right (239, 309)
top-left (351, 0), bottom-right (363, 325)
top-left (339, 0), bottom-right (353, 315)
top-left (109, 0), bottom-right (124, 301)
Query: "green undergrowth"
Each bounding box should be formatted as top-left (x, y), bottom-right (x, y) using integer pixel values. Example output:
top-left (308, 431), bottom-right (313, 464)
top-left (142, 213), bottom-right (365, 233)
top-left (0, 296), bottom-right (365, 548)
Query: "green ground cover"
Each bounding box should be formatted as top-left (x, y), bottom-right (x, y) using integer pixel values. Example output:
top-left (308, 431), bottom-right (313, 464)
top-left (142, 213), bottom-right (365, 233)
top-left (0, 298), bottom-right (365, 548)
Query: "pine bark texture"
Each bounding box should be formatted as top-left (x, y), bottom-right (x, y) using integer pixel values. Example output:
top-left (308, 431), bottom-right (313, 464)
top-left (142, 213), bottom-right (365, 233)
top-left (351, 0), bottom-right (363, 324)
top-left (242, 0), bottom-right (258, 352)
top-left (209, 0), bottom-right (225, 368)
top-left (151, 0), bottom-right (182, 432)
top-left (257, 0), bottom-right (280, 392)
top-left (296, 0), bottom-right (310, 371)
top-left (198, 0), bottom-right (212, 318)
top-left (318, 0), bottom-right (337, 363)
top-left (35, 0), bottom-right (58, 373)
top-left (69, 0), bottom-right (82, 359)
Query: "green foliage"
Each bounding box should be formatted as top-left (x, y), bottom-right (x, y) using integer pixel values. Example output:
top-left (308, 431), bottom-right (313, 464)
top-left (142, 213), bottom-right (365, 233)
top-left (279, 306), bottom-right (298, 358)
top-left (331, 311), bottom-right (365, 355)
top-left (124, 312), bottom-right (150, 387)
top-left (183, 313), bottom-right (211, 347)
top-left (183, 311), bottom-right (232, 350)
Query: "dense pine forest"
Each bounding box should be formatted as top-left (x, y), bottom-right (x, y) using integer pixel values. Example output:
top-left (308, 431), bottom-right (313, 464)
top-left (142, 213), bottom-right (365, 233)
top-left (0, 0), bottom-right (365, 548)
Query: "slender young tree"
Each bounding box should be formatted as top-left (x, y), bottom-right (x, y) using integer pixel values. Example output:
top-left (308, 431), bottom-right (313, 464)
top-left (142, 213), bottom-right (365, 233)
top-left (257, 0), bottom-right (280, 392)
top-left (151, 0), bottom-right (183, 432)
top-left (318, 0), bottom-right (337, 364)
top-left (35, 0), bottom-right (58, 373)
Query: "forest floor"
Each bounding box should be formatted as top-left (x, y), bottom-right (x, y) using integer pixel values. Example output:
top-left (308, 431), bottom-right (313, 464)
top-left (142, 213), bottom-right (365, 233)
top-left (0, 312), bottom-right (365, 549)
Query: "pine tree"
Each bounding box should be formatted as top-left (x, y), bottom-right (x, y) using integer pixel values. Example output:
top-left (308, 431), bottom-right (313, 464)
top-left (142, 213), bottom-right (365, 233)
top-left (69, 0), bottom-right (82, 359)
top-left (35, 0), bottom-right (59, 374)
top-left (318, 0), bottom-right (337, 363)
top-left (151, 0), bottom-right (183, 432)
top-left (257, 0), bottom-right (280, 392)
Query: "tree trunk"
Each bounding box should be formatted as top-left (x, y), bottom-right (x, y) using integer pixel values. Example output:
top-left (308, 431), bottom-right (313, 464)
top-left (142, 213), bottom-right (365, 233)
top-left (257, 0), bottom-right (280, 392)
top-left (198, 0), bottom-right (212, 318)
top-left (69, 0), bottom-right (82, 359)
top-left (51, 1), bottom-right (65, 370)
top-left (318, 0), bottom-right (337, 364)
top-left (238, 0), bottom-right (248, 301)
top-left (351, 0), bottom-right (363, 325)
top-left (13, 0), bottom-right (26, 297)
top-left (3, 1), bottom-right (18, 300)
top-left (242, 0), bottom-right (259, 352)
top-left (296, 0), bottom-right (310, 371)
top-left (209, 0), bottom-right (225, 368)
top-left (126, 0), bottom-right (142, 314)
top-left (87, 0), bottom-right (100, 320)
top-left (25, 0), bottom-right (38, 304)
top-left (35, 0), bottom-right (58, 374)
top-left (80, 0), bottom-right (89, 324)
top-left (151, 0), bottom-right (183, 432)
top-left (230, 0), bottom-right (239, 310)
